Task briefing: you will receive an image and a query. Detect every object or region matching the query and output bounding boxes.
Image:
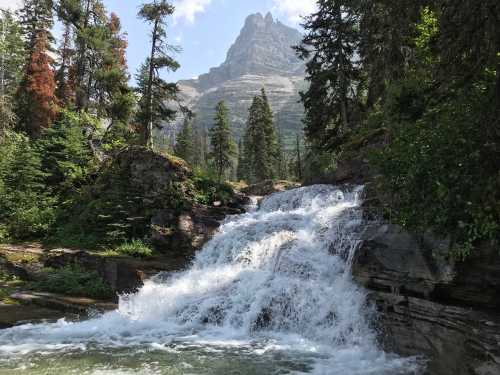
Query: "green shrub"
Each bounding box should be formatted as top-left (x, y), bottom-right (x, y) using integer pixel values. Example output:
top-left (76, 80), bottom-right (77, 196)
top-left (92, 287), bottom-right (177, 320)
top-left (32, 265), bottom-right (114, 299)
top-left (192, 171), bottom-right (234, 205)
top-left (0, 131), bottom-right (56, 240)
top-left (370, 75), bottom-right (499, 259)
top-left (114, 239), bottom-right (153, 258)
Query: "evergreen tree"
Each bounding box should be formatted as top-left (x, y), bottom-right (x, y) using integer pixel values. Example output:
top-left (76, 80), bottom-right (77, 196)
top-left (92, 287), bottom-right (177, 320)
top-left (0, 10), bottom-right (25, 133)
top-left (259, 88), bottom-right (279, 177)
top-left (38, 109), bottom-right (95, 197)
top-left (137, 0), bottom-right (180, 149)
top-left (174, 117), bottom-right (195, 165)
top-left (209, 101), bottom-right (236, 182)
top-left (295, 0), bottom-right (362, 151)
top-left (18, 0), bottom-right (54, 51)
top-left (16, 31), bottom-right (58, 138)
top-left (0, 131), bottom-right (55, 239)
top-left (241, 90), bottom-right (280, 183)
top-left (99, 12), bottom-right (135, 143)
top-left (0, 10), bottom-right (25, 97)
top-left (236, 139), bottom-right (246, 181)
top-left (54, 22), bottom-right (76, 105)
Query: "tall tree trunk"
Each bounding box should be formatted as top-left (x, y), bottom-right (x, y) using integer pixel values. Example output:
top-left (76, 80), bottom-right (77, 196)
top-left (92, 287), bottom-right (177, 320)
top-left (146, 18), bottom-right (159, 149)
top-left (75, 0), bottom-right (91, 110)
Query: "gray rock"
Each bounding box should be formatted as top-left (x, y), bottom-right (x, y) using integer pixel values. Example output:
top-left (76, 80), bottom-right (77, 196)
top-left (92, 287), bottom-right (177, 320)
top-left (352, 224), bottom-right (500, 375)
top-left (174, 13), bottom-right (306, 144)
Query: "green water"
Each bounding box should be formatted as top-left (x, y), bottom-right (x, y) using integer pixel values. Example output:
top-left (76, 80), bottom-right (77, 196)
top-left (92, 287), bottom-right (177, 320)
top-left (0, 344), bottom-right (317, 375)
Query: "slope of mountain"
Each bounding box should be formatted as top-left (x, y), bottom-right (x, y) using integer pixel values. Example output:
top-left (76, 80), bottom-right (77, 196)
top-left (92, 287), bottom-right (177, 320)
top-left (177, 12), bottom-right (306, 147)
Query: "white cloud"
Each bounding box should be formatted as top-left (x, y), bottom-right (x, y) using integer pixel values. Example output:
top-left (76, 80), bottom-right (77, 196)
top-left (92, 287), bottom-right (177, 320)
top-left (173, 0), bottom-right (212, 24)
top-left (0, 0), bottom-right (23, 11)
top-left (272, 0), bottom-right (316, 24)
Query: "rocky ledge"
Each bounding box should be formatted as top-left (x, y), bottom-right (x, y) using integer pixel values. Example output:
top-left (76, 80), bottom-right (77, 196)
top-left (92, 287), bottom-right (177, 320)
top-left (352, 223), bottom-right (500, 375)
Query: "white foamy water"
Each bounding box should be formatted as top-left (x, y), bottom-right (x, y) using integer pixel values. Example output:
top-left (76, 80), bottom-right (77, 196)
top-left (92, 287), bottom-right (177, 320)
top-left (0, 185), bottom-right (422, 374)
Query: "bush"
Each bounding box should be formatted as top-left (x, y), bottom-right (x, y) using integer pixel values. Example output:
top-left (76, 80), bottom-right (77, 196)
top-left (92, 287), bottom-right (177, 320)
top-left (32, 265), bottom-right (114, 299)
top-left (371, 75), bottom-right (499, 259)
top-left (0, 131), bottom-right (56, 240)
top-left (114, 239), bottom-right (153, 258)
top-left (192, 171), bottom-right (234, 205)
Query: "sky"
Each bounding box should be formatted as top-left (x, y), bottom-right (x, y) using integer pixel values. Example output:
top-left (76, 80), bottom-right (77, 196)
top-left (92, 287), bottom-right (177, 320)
top-left (0, 0), bottom-right (316, 82)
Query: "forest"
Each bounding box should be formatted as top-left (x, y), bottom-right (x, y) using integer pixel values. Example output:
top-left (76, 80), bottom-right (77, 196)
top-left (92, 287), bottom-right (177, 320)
top-left (0, 0), bottom-right (498, 258)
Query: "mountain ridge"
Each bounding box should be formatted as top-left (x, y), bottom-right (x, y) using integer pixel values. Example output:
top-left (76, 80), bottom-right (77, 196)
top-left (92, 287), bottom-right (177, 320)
top-left (176, 12), bottom-right (306, 145)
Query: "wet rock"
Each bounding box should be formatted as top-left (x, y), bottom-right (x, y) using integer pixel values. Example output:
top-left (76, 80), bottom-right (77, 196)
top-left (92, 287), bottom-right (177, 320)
top-left (352, 223), bottom-right (500, 375)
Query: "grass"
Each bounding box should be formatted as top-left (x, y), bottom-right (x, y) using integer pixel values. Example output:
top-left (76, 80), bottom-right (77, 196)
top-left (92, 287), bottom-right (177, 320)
top-left (31, 265), bottom-right (114, 300)
top-left (112, 239), bottom-right (154, 258)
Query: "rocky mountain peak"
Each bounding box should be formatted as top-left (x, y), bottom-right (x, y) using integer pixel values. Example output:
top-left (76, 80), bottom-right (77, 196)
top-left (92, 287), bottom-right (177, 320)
top-left (195, 12), bottom-right (304, 90)
top-left (176, 13), bottom-right (307, 145)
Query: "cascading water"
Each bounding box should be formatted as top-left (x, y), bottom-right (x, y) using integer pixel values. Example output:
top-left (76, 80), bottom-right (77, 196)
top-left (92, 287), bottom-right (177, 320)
top-left (0, 185), bottom-right (422, 374)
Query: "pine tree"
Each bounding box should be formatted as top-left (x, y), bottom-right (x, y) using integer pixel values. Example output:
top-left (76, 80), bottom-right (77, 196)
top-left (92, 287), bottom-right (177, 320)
top-left (241, 90), bottom-right (280, 183)
top-left (174, 117), bottom-right (194, 165)
top-left (259, 88), bottom-right (279, 177)
top-left (0, 10), bottom-right (25, 133)
top-left (38, 109), bottom-right (95, 196)
top-left (209, 101), bottom-right (236, 183)
top-left (137, 0), bottom-right (180, 149)
top-left (295, 0), bottom-right (362, 151)
top-left (98, 12), bottom-right (135, 141)
top-left (0, 10), bottom-right (25, 97)
top-left (236, 139), bottom-right (246, 182)
top-left (54, 22), bottom-right (76, 105)
top-left (18, 0), bottom-right (54, 52)
top-left (16, 31), bottom-right (58, 138)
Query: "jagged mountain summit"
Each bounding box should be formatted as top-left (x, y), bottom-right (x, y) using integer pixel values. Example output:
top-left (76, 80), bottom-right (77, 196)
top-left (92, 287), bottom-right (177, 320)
top-left (177, 12), bottom-right (306, 146)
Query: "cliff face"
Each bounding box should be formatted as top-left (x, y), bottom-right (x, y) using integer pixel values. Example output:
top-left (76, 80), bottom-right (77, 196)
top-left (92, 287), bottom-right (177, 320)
top-left (352, 222), bottom-right (500, 375)
top-left (177, 13), bottom-right (306, 144)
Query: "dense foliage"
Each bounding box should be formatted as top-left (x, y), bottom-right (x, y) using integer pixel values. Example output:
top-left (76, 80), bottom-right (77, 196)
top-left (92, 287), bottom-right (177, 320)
top-left (297, 1), bottom-right (500, 257)
top-left (0, 1), bottom-right (235, 251)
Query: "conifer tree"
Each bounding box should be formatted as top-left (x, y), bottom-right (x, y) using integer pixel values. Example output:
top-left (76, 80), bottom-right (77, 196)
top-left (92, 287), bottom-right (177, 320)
top-left (99, 12), bottom-right (134, 140)
top-left (0, 10), bottom-right (25, 132)
top-left (54, 23), bottom-right (76, 105)
top-left (16, 32), bottom-right (58, 137)
top-left (0, 10), bottom-right (25, 97)
top-left (18, 0), bottom-right (54, 52)
top-left (209, 101), bottom-right (236, 183)
top-left (236, 139), bottom-right (246, 182)
top-left (174, 117), bottom-right (195, 165)
top-left (259, 88), bottom-right (279, 176)
top-left (137, 0), bottom-right (180, 149)
top-left (241, 90), bottom-right (280, 183)
top-left (295, 0), bottom-right (362, 151)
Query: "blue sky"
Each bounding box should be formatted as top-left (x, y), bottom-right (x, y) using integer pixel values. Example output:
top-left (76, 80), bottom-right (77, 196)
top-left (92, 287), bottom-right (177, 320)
top-left (103, 0), bottom-right (315, 82)
top-left (1, 0), bottom-right (316, 83)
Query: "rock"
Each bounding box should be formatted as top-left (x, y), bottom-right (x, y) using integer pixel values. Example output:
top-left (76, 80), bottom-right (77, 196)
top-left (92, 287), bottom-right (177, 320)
top-left (10, 292), bottom-right (117, 314)
top-left (352, 223), bottom-right (500, 375)
top-left (241, 180), bottom-right (300, 196)
top-left (0, 303), bottom-right (71, 329)
top-left (64, 147), bottom-right (247, 257)
top-left (174, 13), bottom-right (306, 142)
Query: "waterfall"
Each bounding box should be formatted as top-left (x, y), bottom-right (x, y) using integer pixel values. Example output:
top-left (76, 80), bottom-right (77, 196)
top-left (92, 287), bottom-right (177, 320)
top-left (0, 185), bottom-right (422, 374)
